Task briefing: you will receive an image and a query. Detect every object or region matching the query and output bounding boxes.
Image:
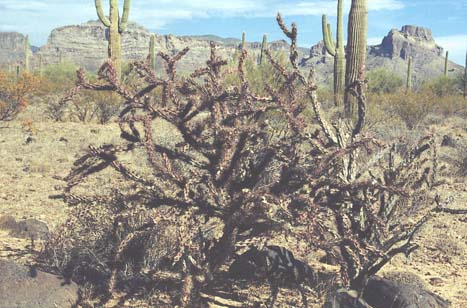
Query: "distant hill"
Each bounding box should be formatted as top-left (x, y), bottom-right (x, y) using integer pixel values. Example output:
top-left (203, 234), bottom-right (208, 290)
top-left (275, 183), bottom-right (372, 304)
top-left (0, 21), bottom-right (463, 85)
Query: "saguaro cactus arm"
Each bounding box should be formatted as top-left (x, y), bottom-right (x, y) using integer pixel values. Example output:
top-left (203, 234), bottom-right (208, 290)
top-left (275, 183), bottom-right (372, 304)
top-left (119, 0), bottom-right (131, 32)
top-left (322, 15), bottom-right (336, 56)
top-left (95, 0), bottom-right (111, 27)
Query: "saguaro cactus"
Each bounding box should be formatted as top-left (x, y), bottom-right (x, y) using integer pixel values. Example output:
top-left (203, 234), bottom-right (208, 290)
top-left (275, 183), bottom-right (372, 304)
top-left (38, 55), bottom-right (43, 77)
top-left (444, 51), bottom-right (449, 77)
top-left (95, 0), bottom-right (131, 79)
top-left (242, 32), bottom-right (246, 50)
top-left (149, 34), bottom-right (156, 70)
top-left (464, 51), bottom-right (467, 99)
top-left (24, 35), bottom-right (30, 73)
top-left (344, 0), bottom-right (368, 116)
top-left (260, 34), bottom-right (268, 65)
top-left (406, 57), bottom-right (412, 92)
top-left (322, 0), bottom-right (345, 106)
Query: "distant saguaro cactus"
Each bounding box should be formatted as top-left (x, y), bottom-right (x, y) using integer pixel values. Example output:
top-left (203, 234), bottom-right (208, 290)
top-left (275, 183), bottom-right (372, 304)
top-left (344, 0), bottom-right (368, 117)
top-left (444, 51), bottom-right (449, 77)
top-left (260, 34), bottom-right (268, 65)
top-left (406, 57), bottom-right (412, 92)
top-left (241, 32), bottom-right (246, 50)
top-left (38, 55), bottom-right (43, 77)
top-left (149, 34), bottom-right (156, 70)
top-left (464, 51), bottom-right (467, 99)
top-left (95, 0), bottom-right (131, 79)
top-left (24, 35), bottom-right (30, 73)
top-left (322, 0), bottom-right (345, 106)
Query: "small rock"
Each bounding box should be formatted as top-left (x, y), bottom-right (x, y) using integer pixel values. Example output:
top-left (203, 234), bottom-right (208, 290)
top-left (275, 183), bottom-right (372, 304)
top-left (0, 260), bottom-right (79, 308)
top-left (59, 137), bottom-right (68, 143)
top-left (24, 136), bottom-right (34, 144)
top-left (441, 135), bottom-right (457, 148)
top-left (429, 277), bottom-right (444, 286)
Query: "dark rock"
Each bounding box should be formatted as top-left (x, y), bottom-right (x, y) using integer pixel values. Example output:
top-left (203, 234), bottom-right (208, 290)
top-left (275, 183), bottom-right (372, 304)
top-left (0, 259), bottom-right (79, 308)
top-left (441, 135), bottom-right (457, 148)
top-left (363, 276), bottom-right (450, 308)
top-left (8, 219), bottom-right (50, 240)
top-left (375, 25), bottom-right (443, 60)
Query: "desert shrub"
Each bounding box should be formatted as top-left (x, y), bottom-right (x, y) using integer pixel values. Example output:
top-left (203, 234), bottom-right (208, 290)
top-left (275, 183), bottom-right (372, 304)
top-left (375, 90), bottom-right (435, 129)
top-left (367, 68), bottom-right (404, 94)
top-left (0, 71), bottom-right (40, 121)
top-left (423, 76), bottom-right (459, 97)
top-left (43, 15), bottom-right (444, 307)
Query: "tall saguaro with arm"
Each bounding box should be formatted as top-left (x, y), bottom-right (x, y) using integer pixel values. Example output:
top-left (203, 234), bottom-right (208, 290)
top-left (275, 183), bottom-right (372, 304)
top-left (95, 0), bottom-right (131, 80)
top-left (344, 0), bottom-right (368, 117)
top-left (322, 0), bottom-right (345, 106)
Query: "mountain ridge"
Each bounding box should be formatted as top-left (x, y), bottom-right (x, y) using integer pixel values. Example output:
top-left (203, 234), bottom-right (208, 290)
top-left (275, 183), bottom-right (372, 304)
top-left (0, 21), bottom-right (463, 84)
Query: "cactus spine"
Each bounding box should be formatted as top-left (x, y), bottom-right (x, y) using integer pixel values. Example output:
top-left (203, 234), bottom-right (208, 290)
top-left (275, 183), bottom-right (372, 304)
top-left (149, 34), bottom-right (156, 70)
top-left (322, 0), bottom-right (345, 106)
top-left (24, 35), bottom-right (30, 73)
top-left (260, 34), bottom-right (268, 65)
top-left (444, 51), bottom-right (449, 77)
top-left (406, 57), bottom-right (412, 92)
top-left (241, 32), bottom-right (246, 50)
top-left (95, 0), bottom-right (131, 79)
top-left (344, 0), bottom-right (368, 116)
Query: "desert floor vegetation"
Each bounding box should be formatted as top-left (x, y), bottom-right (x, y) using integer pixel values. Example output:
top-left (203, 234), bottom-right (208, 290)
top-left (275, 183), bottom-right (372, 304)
top-left (1, 8), bottom-right (467, 308)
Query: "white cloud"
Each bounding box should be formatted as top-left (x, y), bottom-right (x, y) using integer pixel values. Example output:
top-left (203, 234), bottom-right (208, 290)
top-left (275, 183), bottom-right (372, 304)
top-left (436, 35), bottom-right (467, 65)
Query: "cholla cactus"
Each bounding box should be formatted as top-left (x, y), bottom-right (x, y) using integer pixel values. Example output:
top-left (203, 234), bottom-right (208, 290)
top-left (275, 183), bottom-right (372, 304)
top-left (95, 0), bottom-right (131, 79)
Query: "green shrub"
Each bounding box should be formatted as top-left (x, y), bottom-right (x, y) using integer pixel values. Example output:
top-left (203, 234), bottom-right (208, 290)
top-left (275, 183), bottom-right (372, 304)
top-left (367, 68), bottom-right (403, 94)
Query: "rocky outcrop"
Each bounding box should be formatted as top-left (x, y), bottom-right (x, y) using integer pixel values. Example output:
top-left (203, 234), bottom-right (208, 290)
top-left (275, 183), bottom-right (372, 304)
top-left (375, 25), bottom-right (443, 60)
top-left (302, 25), bottom-right (463, 84)
top-left (0, 22), bottom-right (463, 85)
top-left (0, 32), bottom-right (30, 66)
top-left (31, 21), bottom-right (307, 73)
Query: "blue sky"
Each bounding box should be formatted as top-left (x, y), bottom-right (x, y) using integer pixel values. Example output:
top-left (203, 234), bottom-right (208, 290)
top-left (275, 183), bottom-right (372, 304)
top-left (1, 0), bottom-right (466, 65)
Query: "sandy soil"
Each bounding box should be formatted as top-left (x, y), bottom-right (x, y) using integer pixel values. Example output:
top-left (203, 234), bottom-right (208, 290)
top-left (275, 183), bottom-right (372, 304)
top-left (1, 107), bottom-right (467, 307)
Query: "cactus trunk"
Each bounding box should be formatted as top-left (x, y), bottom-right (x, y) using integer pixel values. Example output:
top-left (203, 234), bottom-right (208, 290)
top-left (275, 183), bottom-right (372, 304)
top-left (322, 0), bottom-right (345, 106)
top-left (260, 34), bottom-right (268, 65)
top-left (344, 0), bottom-right (368, 117)
top-left (95, 0), bottom-right (131, 80)
top-left (149, 34), bottom-right (156, 70)
top-left (464, 51), bottom-right (467, 99)
top-left (444, 51), bottom-right (449, 77)
top-left (241, 32), bottom-right (246, 50)
top-left (24, 35), bottom-right (30, 73)
top-left (406, 57), bottom-right (412, 92)
top-left (39, 55), bottom-right (43, 78)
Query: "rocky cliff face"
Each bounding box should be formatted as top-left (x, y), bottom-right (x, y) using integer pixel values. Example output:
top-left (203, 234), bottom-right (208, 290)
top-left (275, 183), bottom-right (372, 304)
top-left (0, 32), bottom-right (30, 66)
top-left (302, 25), bottom-right (462, 85)
top-left (27, 21), bottom-right (306, 73)
top-left (0, 22), bottom-right (463, 85)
